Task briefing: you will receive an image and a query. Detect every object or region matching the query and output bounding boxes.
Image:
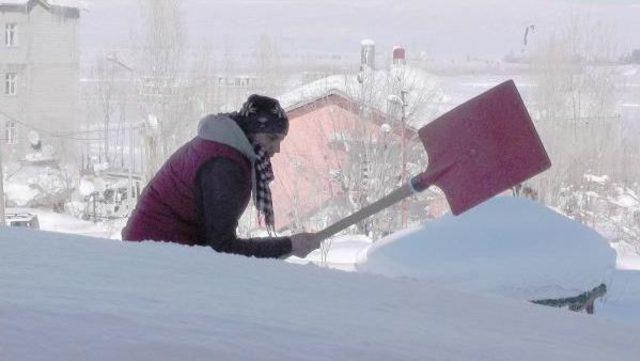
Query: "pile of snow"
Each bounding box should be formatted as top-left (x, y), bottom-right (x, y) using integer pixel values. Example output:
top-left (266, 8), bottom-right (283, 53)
top-left (358, 196), bottom-right (616, 300)
top-left (1, 227), bottom-right (639, 360)
top-left (4, 163), bottom-right (70, 207)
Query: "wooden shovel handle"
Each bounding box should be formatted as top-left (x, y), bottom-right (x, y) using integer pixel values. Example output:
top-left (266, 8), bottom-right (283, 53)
top-left (314, 160), bottom-right (455, 241)
top-left (315, 176), bottom-right (438, 241)
top-left (315, 185), bottom-right (414, 241)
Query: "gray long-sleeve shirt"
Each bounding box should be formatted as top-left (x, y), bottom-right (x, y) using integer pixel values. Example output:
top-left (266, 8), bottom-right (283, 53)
top-left (196, 158), bottom-right (292, 258)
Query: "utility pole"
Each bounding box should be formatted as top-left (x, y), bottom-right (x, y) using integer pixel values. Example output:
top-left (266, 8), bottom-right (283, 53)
top-left (400, 90), bottom-right (408, 228)
top-left (105, 53), bottom-right (138, 213)
top-left (388, 91), bottom-right (409, 228)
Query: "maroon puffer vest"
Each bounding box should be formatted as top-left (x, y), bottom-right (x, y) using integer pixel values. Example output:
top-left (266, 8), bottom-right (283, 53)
top-left (121, 137), bottom-right (252, 245)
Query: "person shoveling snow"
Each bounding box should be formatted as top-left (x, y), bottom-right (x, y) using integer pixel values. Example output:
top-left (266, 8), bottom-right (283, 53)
top-left (122, 95), bottom-right (319, 258)
top-left (123, 80), bottom-right (552, 265)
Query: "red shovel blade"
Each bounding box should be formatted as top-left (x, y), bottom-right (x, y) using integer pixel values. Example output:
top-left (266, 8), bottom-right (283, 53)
top-left (416, 80), bottom-right (551, 215)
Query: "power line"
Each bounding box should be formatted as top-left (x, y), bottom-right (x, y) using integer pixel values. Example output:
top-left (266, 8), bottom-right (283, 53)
top-left (0, 109), bottom-right (142, 142)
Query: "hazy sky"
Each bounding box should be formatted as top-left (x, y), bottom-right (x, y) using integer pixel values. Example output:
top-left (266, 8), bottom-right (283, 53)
top-left (80, 0), bottom-right (640, 62)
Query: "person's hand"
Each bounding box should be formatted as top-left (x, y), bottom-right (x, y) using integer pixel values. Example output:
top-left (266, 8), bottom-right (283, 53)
top-left (289, 232), bottom-right (322, 258)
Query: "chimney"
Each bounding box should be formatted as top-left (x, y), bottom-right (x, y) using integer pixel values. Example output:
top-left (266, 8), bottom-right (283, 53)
top-left (392, 46), bottom-right (406, 65)
top-left (360, 39), bottom-right (375, 71)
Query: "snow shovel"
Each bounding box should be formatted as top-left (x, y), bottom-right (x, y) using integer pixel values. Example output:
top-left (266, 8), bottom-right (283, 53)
top-left (315, 79), bottom-right (551, 241)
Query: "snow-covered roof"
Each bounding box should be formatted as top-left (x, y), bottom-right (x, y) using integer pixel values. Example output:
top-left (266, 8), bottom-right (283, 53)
top-left (1, 226), bottom-right (638, 359)
top-left (0, 0), bottom-right (85, 9)
top-left (277, 66), bottom-right (448, 129)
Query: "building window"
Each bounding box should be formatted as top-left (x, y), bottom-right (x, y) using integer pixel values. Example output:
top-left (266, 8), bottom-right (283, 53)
top-left (5, 73), bottom-right (16, 95)
top-left (5, 120), bottom-right (16, 144)
top-left (5, 23), bottom-right (17, 47)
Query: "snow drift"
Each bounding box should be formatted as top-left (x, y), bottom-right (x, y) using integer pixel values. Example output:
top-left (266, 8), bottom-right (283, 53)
top-left (358, 196), bottom-right (616, 300)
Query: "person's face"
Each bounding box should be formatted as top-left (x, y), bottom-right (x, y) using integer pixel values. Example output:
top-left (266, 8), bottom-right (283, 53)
top-left (250, 132), bottom-right (286, 157)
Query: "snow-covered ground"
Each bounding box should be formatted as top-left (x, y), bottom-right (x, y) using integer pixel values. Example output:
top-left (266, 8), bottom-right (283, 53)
top-left (2, 227), bottom-right (640, 361)
top-left (6, 207), bottom-right (123, 239)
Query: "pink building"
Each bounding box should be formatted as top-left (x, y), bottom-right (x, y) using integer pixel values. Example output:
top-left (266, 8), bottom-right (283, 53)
top-left (270, 89), bottom-right (449, 233)
top-left (252, 43), bottom-right (449, 234)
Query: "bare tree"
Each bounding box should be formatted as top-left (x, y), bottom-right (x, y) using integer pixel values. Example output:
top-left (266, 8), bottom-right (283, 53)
top-left (89, 59), bottom-right (118, 165)
top-left (529, 15), bottom-right (622, 200)
top-left (528, 16), bottom-right (640, 250)
top-left (254, 33), bottom-right (284, 95)
top-left (136, 0), bottom-right (187, 180)
top-left (277, 68), bottom-right (442, 240)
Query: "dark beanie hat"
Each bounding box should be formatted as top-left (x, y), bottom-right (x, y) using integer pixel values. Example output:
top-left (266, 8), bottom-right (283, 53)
top-left (235, 94), bottom-right (289, 135)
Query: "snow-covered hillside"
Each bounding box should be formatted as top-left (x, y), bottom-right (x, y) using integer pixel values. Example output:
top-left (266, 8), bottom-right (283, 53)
top-left (1, 226), bottom-right (639, 360)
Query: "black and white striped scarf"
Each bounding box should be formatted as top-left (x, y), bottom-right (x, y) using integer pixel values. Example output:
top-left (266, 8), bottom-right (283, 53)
top-left (252, 144), bottom-right (276, 235)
